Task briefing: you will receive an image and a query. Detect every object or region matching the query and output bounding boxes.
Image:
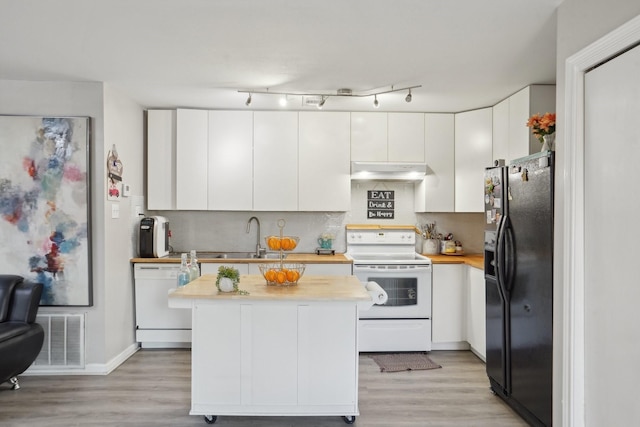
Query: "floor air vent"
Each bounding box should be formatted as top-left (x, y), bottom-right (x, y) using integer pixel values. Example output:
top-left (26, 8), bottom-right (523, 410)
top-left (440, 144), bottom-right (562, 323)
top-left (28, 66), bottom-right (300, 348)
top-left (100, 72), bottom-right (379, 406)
top-left (32, 313), bottom-right (85, 369)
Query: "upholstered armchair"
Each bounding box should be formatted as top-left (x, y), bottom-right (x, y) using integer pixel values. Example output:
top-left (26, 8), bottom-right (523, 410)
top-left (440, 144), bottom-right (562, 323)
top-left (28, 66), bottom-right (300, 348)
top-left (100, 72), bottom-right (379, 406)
top-left (0, 275), bottom-right (44, 389)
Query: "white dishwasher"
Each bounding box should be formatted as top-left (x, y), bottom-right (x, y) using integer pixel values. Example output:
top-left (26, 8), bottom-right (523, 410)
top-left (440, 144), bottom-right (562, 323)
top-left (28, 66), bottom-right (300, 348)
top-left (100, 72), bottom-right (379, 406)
top-left (134, 263), bottom-right (192, 348)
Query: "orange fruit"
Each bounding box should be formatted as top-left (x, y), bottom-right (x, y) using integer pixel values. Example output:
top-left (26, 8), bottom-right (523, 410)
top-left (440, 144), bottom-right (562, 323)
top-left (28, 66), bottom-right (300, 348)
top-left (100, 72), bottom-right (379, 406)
top-left (280, 237), bottom-right (290, 250)
top-left (267, 237), bottom-right (281, 250)
top-left (289, 238), bottom-right (297, 250)
top-left (286, 270), bottom-right (299, 282)
top-left (276, 271), bottom-right (287, 284)
top-left (265, 269), bottom-right (276, 282)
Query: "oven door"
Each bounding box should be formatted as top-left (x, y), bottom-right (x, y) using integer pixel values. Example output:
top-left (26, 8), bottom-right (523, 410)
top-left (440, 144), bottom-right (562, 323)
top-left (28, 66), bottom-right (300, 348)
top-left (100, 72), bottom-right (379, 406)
top-left (353, 264), bottom-right (432, 319)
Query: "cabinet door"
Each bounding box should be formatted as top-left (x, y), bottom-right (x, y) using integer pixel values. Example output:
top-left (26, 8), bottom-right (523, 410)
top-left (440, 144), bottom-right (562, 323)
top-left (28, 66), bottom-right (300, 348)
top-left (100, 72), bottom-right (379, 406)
top-left (415, 113), bottom-right (455, 212)
top-left (298, 112), bottom-right (351, 211)
top-left (492, 98), bottom-right (510, 163)
top-left (192, 304), bottom-right (242, 406)
top-left (147, 110), bottom-right (176, 210)
top-left (249, 304), bottom-right (299, 405)
top-left (208, 111), bottom-right (253, 210)
top-left (298, 304), bottom-right (357, 405)
top-left (176, 109), bottom-right (208, 210)
top-left (432, 264), bottom-right (466, 344)
top-left (253, 111), bottom-right (298, 211)
top-left (508, 87), bottom-right (532, 161)
top-left (466, 266), bottom-right (486, 360)
top-left (388, 113), bottom-right (425, 162)
top-left (454, 108), bottom-right (493, 212)
top-left (350, 112), bottom-right (387, 162)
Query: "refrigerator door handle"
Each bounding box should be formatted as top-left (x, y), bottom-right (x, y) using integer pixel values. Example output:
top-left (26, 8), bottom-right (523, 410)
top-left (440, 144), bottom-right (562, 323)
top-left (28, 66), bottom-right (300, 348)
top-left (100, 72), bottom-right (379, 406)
top-left (495, 215), bottom-right (508, 302)
top-left (503, 217), bottom-right (516, 293)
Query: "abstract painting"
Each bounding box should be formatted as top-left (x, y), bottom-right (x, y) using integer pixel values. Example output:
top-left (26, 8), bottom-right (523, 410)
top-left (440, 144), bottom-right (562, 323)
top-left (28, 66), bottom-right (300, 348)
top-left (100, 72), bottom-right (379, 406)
top-left (0, 116), bottom-right (92, 306)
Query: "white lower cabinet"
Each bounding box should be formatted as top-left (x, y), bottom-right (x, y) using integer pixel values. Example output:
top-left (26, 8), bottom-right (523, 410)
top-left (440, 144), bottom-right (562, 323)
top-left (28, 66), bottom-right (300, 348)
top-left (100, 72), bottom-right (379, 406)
top-left (190, 301), bottom-right (358, 416)
top-left (431, 264), bottom-right (468, 349)
top-left (466, 266), bottom-right (486, 360)
top-left (431, 264), bottom-right (486, 359)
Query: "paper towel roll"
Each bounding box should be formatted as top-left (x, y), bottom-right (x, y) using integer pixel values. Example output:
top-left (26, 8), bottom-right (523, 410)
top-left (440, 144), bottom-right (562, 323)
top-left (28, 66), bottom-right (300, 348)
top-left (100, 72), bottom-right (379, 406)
top-left (365, 281), bottom-right (388, 305)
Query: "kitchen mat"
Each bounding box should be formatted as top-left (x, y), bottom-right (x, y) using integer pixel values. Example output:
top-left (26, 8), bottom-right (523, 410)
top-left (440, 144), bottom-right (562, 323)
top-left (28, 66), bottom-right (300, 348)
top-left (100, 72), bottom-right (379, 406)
top-left (369, 352), bottom-right (442, 372)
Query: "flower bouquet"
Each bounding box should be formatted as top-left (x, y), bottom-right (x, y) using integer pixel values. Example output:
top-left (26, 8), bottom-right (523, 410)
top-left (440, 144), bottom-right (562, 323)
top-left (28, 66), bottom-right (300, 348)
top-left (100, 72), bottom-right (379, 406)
top-left (526, 112), bottom-right (556, 143)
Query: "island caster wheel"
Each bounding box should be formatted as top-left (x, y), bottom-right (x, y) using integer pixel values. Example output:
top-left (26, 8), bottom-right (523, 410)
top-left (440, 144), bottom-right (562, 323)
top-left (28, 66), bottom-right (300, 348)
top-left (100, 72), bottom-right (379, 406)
top-left (342, 415), bottom-right (356, 424)
top-left (203, 415), bottom-right (217, 424)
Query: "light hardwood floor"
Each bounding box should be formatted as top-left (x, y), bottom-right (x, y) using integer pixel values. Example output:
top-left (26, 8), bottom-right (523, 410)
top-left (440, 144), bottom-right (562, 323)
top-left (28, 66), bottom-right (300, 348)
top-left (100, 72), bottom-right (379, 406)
top-left (0, 350), bottom-right (527, 427)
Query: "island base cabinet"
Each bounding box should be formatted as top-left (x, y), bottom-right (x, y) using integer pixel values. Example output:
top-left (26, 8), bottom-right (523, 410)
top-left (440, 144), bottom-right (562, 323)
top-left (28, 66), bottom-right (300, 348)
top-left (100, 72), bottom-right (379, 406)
top-left (190, 301), bottom-right (358, 418)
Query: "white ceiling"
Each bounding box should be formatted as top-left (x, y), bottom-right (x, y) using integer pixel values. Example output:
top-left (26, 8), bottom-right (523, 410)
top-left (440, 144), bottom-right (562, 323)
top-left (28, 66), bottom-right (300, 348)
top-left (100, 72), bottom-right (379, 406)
top-left (0, 0), bottom-right (562, 113)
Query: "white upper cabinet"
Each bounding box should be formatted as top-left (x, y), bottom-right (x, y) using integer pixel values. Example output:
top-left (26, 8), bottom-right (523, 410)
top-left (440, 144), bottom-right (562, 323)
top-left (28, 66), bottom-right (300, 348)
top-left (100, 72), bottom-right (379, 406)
top-left (492, 98), bottom-right (510, 164)
top-left (207, 111), bottom-right (253, 211)
top-left (388, 113), bottom-right (425, 162)
top-left (298, 112), bottom-right (351, 211)
top-left (147, 110), bottom-right (176, 210)
top-left (415, 113), bottom-right (455, 212)
top-left (454, 108), bottom-right (493, 213)
top-left (493, 85), bottom-right (556, 164)
top-left (350, 112), bottom-right (424, 163)
top-left (350, 112), bottom-right (387, 162)
top-left (253, 111), bottom-right (298, 211)
top-left (176, 109), bottom-right (208, 210)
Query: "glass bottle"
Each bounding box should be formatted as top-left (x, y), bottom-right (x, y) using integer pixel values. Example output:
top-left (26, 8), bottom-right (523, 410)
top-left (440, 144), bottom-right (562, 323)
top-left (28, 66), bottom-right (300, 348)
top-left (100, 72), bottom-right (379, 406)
top-left (189, 249), bottom-right (200, 281)
top-left (177, 253), bottom-right (190, 287)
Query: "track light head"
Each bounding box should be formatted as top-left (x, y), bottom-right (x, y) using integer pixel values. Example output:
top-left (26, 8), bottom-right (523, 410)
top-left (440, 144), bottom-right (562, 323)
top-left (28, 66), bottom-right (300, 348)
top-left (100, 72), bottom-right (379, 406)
top-left (373, 95), bottom-right (379, 108)
top-left (245, 93), bottom-right (252, 106)
top-left (405, 89), bottom-right (412, 103)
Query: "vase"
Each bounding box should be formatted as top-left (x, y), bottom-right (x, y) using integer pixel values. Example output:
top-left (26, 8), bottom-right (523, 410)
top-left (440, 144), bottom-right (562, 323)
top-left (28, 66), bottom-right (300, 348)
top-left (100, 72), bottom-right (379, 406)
top-left (541, 134), bottom-right (555, 152)
top-left (218, 277), bottom-right (235, 292)
top-left (422, 239), bottom-right (439, 255)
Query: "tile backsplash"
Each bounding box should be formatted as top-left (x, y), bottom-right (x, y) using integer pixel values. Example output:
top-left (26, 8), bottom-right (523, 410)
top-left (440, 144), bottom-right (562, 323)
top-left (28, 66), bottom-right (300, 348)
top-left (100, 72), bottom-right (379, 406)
top-left (147, 182), bottom-right (485, 256)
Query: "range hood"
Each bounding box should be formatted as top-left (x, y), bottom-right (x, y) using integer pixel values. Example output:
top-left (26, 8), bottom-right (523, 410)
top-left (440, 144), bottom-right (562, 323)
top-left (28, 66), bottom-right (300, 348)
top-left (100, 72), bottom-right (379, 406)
top-left (351, 161), bottom-right (427, 181)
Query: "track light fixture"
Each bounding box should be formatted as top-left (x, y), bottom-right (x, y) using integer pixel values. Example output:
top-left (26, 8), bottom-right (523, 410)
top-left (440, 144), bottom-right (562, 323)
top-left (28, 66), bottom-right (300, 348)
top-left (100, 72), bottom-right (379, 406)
top-left (238, 84), bottom-right (421, 109)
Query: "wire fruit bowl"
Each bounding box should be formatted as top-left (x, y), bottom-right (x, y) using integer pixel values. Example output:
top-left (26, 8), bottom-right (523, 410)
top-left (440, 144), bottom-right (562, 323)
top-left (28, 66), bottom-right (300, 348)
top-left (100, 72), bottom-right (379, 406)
top-left (258, 263), bottom-right (305, 286)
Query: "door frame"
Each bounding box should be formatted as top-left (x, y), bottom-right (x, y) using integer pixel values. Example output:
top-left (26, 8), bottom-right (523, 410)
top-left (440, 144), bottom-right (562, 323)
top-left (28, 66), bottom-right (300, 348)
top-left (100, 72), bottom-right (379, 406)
top-left (562, 13), bottom-right (640, 427)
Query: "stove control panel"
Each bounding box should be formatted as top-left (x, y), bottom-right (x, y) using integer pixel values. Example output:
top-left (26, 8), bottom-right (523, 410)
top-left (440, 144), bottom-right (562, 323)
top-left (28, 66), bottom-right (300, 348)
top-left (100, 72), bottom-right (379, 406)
top-left (347, 230), bottom-right (416, 245)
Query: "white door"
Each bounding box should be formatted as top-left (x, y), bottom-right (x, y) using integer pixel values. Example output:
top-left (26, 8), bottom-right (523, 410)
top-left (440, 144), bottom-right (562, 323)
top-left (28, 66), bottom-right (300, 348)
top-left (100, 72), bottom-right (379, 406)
top-left (584, 43), bottom-right (640, 425)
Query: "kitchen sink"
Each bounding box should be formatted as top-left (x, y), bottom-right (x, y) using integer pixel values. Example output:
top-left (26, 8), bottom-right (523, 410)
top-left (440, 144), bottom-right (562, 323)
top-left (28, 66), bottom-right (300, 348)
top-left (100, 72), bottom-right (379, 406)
top-left (169, 251), bottom-right (284, 260)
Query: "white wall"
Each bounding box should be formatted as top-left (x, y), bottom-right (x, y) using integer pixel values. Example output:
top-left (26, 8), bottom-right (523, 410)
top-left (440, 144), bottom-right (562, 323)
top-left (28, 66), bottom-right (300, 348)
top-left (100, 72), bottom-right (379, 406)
top-left (103, 84), bottom-right (144, 362)
top-left (0, 80), bottom-right (144, 368)
top-left (555, 2), bottom-right (640, 425)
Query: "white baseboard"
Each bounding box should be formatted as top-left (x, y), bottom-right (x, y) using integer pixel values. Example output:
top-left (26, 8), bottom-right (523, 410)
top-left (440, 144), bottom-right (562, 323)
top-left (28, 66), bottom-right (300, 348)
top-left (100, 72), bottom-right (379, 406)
top-left (23, 343), bottom-right (139, 376)
top-left (430, 341), bottom-right (470, 351)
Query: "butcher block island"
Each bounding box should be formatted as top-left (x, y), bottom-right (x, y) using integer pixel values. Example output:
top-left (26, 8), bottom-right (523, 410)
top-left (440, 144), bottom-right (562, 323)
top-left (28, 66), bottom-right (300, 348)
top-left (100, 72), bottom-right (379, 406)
top-left (168, 274), bottom-right (373, 425)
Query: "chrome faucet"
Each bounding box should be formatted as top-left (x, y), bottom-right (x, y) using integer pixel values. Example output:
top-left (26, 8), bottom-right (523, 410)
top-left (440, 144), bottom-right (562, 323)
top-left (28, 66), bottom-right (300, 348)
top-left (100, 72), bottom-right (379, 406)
top-left (246, 216), bottom-right (265, 258)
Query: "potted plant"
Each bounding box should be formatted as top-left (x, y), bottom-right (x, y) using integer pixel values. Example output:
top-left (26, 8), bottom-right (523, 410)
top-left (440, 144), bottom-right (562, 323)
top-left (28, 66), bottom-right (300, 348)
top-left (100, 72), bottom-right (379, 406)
top-left (216, 266), bottom-right (240, 292)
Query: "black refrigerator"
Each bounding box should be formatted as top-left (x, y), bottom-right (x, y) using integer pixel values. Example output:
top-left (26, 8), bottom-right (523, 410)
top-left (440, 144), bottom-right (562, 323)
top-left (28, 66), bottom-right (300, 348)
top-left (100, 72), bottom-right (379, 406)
top-left (484, 151), bottom-right (554, 427)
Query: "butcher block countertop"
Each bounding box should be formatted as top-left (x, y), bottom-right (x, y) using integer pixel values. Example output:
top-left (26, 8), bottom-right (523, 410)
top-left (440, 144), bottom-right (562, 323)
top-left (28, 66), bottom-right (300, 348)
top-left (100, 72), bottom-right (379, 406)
top-left (131, 253), bottom-right (351, 264)
top-left (426, 253), bottom-right (484, 270)
top-left (168, 274), bottom-right (371, 302)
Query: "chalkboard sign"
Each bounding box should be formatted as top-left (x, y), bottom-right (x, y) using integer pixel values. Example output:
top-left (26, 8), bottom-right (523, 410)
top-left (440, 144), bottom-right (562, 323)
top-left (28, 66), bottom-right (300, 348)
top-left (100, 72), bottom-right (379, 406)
top-left (367, 190), bottom-right (394, 219)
